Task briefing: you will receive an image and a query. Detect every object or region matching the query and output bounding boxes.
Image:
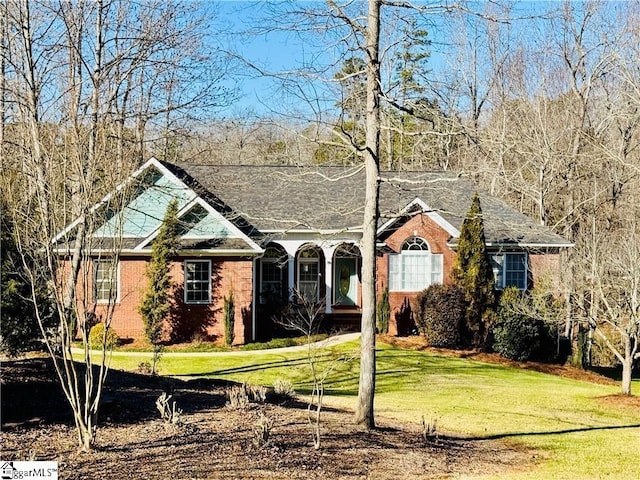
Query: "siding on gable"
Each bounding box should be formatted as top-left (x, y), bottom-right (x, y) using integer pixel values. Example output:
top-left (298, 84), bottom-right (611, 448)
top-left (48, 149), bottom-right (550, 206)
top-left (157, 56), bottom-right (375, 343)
top-left (92, 169), bottom-right (194, 239)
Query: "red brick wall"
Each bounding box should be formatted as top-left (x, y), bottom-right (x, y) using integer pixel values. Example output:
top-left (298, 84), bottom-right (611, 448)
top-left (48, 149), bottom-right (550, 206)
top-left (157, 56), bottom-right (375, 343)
top-left (377, 214), bottom-right (456, 336)
top-left (529, 252), bottom-right (561, 291)
top-left (376, 215), bottom-right (564, 336)
top-left (90, 256), bottom-right (254, 344)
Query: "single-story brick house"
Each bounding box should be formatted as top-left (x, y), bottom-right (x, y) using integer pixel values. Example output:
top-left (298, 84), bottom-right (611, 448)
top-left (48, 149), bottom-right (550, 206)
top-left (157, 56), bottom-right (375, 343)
top-left (56, 158), bottom-right (572, 344)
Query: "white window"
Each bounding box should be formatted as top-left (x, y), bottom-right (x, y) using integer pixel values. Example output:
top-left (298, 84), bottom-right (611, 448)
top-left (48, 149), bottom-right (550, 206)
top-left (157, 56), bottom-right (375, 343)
top-left (94, 260), bottom-right (118, 303)
top-left (389, 237), bottom-right (443, 292)
top-left (298, 248), bottom-right (320, 302)
top-left (184, 260), bottom-right (211, 304)
top-left (491, 253), bottom-right (528, 290)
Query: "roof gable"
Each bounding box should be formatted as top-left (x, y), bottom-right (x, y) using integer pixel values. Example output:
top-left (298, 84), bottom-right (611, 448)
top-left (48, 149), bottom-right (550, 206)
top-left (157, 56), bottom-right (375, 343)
top-left (59, 158), bottom-right (262, 255)
top-left (92, 166), bottom-right (195, 239)
top-left (377, 198), bottom-right (461, 238)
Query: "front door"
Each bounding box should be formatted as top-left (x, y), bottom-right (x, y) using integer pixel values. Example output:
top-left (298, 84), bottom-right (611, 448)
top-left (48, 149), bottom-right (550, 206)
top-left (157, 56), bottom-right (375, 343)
top-left (334, 257), bottom-right (358, 306)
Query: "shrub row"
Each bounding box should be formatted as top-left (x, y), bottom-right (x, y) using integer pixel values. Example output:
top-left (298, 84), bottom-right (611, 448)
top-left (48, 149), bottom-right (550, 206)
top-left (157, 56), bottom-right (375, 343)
top-left (415, 284), bottom-right (559, 362)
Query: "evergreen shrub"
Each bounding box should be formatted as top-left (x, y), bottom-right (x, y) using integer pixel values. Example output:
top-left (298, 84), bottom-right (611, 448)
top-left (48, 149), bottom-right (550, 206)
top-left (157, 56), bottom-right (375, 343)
top-left (450, 193), bottom-right (495, 348)
top-left (223, 290), bottom-right (235, 346)
top-left (492, 287), bottom-right (555, 361)
top-left (415, 284), bottom-right (466, 348)
top-left (88, 323), bottom-right (120, 350)
top-left (376, 288), bottom-right (391, 334)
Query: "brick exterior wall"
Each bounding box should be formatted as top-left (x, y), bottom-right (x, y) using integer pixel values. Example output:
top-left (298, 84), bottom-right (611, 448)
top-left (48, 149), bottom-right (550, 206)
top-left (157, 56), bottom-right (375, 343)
top-left (75, 221), bottom-right (562, 345)
top-left (89, 256), bottom-right (254, 345)
top-left (529, 252), bottom-right (561, 291)
top-left (377, 213), bottom-right (456, 336)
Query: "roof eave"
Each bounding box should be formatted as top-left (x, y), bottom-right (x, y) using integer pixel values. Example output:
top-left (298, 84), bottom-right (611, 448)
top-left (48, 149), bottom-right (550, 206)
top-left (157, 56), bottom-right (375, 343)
top-left (259, 228), bottom-right (363, 235)
top-left (54, 248), bottom-right (264, 257)
top-left (447, 241), bottom-right (574, 249)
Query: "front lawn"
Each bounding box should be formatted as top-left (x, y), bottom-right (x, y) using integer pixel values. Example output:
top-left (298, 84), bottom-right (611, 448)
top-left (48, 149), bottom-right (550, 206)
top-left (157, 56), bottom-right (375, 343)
top-left (101, 339), bottom-right (639, 479)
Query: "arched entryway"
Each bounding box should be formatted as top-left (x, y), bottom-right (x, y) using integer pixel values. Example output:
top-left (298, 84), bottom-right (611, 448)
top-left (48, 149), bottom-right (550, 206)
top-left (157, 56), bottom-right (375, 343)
top-left (255, 243), bottom-right (289, 340)
top-left (295, 244), bottom-right (325, 302)
top-left (333, 243), bottom-right (361, 307)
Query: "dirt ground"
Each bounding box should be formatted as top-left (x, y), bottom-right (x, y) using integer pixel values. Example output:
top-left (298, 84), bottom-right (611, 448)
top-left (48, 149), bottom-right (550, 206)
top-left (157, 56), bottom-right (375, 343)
top-left (1, 353), bottom-right (536, 480)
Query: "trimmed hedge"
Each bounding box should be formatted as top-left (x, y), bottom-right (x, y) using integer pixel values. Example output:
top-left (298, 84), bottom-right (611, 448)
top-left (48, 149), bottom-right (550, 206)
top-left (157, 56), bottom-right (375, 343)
top-left (415, 284), bottom-right (466, 348)
top-left (88, 323), bottom-right (120, 350)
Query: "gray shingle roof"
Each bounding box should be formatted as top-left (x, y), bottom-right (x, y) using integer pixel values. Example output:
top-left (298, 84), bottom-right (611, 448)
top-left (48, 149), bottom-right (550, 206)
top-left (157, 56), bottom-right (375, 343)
top-left (168, 163), bottom-right (571, 247)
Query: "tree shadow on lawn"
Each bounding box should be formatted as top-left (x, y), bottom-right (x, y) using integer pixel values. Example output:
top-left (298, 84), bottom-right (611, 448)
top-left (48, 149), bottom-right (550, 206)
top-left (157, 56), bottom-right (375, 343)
top-left (1, 357), bottom-right (251, 429)
top-left (466, 423), bottom-right (640, 441)
top-left (177, 356), bottom-right (310, 378)
top-left (1, 356), bottom-right (354, 431)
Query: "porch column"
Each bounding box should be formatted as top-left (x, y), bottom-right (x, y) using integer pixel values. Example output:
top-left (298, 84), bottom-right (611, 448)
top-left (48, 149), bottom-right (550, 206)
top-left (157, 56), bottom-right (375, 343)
top-left (277, 241), bottom-right (302, 302)
top-left (322, 244), bottom-right (338, 314)
top-left (287, 255), bottom-right (295, 301)
top-left (252, 258), bottom-right (257, 341)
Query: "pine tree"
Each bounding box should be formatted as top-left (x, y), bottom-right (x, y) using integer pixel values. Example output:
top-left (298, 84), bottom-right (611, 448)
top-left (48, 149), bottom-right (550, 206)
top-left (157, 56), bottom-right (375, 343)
top-left (139, 199), bottom-right (180, 373)
top-left (451, 192), bottom-right (495, 347)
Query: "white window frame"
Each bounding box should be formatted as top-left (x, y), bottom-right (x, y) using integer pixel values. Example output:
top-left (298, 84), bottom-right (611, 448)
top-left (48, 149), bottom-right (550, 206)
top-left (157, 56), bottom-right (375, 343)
top-left (94, 259), bottom-right (119, 304)
top-left (388, 237), bottom-right (443, 292)
top-left (297, 248), bottom-right (320, 302)
top-left (184, 259), bottom-right (212, 304)
top-left (491, 252), bottom-right (528, 290)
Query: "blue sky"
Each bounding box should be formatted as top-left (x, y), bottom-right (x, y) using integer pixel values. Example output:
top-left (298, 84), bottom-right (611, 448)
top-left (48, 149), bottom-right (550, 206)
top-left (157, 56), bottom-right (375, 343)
top-left (212, 1), bottom-right (330, 116)
top-left (211, 1), bottom-right (568, 118)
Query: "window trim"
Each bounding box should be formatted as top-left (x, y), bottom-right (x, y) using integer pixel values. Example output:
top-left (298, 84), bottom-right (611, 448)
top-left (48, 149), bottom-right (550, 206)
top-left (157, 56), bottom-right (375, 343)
top-left (184, 259), bottom-right (212, 304)
top-left (94, 259), bottom-right (119, 304)
top-left (297, 248), bottom-right (320, 302)
top-left (388, 237), bottom-right (443, 292)
top-left (491, 252), bottom-right (528, 290)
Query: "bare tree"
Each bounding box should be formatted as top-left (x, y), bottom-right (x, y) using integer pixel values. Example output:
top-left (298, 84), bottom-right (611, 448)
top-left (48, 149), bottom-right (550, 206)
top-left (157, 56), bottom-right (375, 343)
top-left (353, 0), bottom-right (381, 428)
top-left (467, 1), bottom-right (640, 370)
top-left (1, 0), bottom-right (233, 450)
top-left (277, 289), bottom-right (338, 449)
top-left (581, 226), bottom-right (640, 395)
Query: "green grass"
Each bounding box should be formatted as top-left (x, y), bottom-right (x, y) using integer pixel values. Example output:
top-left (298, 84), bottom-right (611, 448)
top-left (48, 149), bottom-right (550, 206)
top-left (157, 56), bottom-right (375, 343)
top-left (76, 334), bottom-right (328, 353)
top-left (99, 340), bottom-right (639, 479)
top-left (238, 334), bottom-right (328, 351)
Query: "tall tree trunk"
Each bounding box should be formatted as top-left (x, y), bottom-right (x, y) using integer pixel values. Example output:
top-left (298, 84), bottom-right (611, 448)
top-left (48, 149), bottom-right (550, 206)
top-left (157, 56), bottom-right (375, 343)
top-left (621, 354), bottom-right (633, 396)
top-left (355, 0), bottom-right (381, 429)
top-left (0, 4), bottom-right (5, 150)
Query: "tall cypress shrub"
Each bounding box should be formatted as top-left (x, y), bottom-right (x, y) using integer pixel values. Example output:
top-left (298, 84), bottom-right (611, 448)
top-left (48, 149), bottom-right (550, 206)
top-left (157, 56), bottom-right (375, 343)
top-left (451, 192), bottom-right (495, 348)
top-left (375, 287), bottom-right (390, 334)
top-left (139, 199), bottom-right (180, 373)
top-left (223, 289), bottom-right (235, 346)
